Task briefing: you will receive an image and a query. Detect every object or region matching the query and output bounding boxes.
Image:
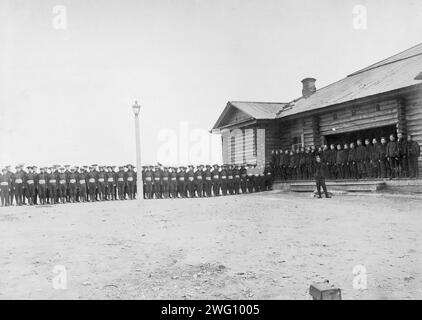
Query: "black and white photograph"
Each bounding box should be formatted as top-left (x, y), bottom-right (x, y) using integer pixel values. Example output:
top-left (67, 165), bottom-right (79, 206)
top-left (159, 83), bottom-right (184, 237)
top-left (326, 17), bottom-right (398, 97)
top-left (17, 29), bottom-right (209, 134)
top-left (0, 0), bottom-right (422, 305)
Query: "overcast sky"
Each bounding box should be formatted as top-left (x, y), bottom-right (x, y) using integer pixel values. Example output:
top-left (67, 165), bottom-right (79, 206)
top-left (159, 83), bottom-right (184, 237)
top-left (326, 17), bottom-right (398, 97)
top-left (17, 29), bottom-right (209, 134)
top-left (1, 0), bottom-right (422, 168)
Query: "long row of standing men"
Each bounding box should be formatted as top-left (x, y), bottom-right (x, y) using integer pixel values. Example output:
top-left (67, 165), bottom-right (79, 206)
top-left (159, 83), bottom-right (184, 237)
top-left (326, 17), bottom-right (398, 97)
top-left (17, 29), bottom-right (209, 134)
top-left (141, 164), bottom-right (274, 199)
top-left (271, 133), bottom-right (420, 181)
top-left (0, 163), bottom-right (275, 206)
top-left (0, 164), bottom-right (137, 207)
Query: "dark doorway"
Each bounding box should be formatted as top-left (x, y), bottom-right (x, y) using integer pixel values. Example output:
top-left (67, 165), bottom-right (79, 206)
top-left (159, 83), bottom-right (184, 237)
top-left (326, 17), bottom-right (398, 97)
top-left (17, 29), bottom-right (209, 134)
top-left (325, 124), bottom-right (396, 146)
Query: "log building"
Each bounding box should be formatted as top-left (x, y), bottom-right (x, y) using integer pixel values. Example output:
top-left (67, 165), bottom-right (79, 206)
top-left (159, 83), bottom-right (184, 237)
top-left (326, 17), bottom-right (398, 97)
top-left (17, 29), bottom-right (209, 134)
top-left (212, 43), bottom-right (422, 173)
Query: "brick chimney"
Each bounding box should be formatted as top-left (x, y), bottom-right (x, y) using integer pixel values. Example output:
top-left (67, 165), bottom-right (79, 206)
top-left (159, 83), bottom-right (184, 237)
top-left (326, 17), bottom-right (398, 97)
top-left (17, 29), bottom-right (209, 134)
top-left (301, 78), bottom-right (316, 98)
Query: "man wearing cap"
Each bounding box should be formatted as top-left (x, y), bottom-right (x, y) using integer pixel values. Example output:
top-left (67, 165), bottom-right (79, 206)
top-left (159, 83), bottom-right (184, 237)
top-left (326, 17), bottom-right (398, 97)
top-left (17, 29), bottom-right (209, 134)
top-left (106, 166), bottom-right (117, 200)
top-left (226, 165), bottom-right (234, 195)
top-left (177, 166), bottom-right (187, 198)
top-left (57, 167), bottom-right (68, 204)
top-left (116, 166), bottom-right (126, 200)
top-left (25, 166), bottom-right (36, 205)
top-left (78, 167), bottom-right (88, 202)
top-left (37, 167), bottom-right (48, 205)
top-left (64, 165), bottom-right (71, 202)
top-left (160, 166), bottom-right (170, 199)
top-left (407, 134), bottom-right (421, 179)
top-left (126, 164), bottom-right (136, 200)
top-left (220, 165), bottom-right (228, 196)
top-left (194, 165), bottom-right (204, 197)
top-left (240, 165), bottom-right (247, 194)
top-left (86, 166), bottom-right (97, 202)
top-left (203, 165), bottom-right (212, 197)
top-left (96, 166), bottom-right (107, 201)
top-left (264, 162), bottom-right (273, 191)
top-left (233, 165), bottom-right (241, 194)
top-left (387, 134), bottom-right (399, 179)
top-left (185, 165), bottom-right (195, 197)
top-left (144, 166), bottom-right (154, 199)
top-left (211, 164), bottom-right (220, 196)
top-left (168, 167), bottom-right (178, 198)
top-left (46, 167), bottom-right (58, 205)
top-left (11, 165), bottom-right (25, 206)
top-left (67, 167), bottom-right (78, 203)
top-left (0, 167), bottom-right (12, 206)
top-left (348, 143), bottom-right (358, 179)
top-left (152, 166), bottom-right (161, 199)
top-left (246, 164), bottom-right (255, 193)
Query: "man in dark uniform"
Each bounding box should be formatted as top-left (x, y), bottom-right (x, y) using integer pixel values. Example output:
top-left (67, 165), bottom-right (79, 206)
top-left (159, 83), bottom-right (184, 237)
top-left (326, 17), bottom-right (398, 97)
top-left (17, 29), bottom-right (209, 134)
top-left (144, 166), bottom-right (154, 199)
top-left (47, 166), bottom-right (58, 204)
top-left (97, 166), bottom-right (107, 200)
top-left (126, 164), bottom-right (136, 200)
top-left (37, 167), bottom-right (47, 205)
top-left (194, 165), bottom-right (204, 197)
top-left (116, 166), bottom-right (126, 200)
top-left (168, 167), bottom-right (177, 198)
top-left (364, 139), bottom-right (373, 178)
top-left (86, 166), bottom-right (97, 202)
top-left (407, 134), bottom-right (420, 179)
top-left (233, 164), bottom-right (241, 194)
top-left (288, 150), bottom-right (296, 180)
top-left (160, 166), bottom-right (170, 199)
top-left (370, 138), bottom-right (382, 179)
top-left (58, 167), bottom-right (68, 204)
top-left (240, 165), bottom-right (247, 193)
top-left (386, 134), bottom-right (399, 179)
top-left (78, 167), bottom-right (88, 202)
top-left (68, 167), bottom-right (78, 203)
top-left (297, 148), bottom-right (305, 180)
top-left (25, 166), bottom-right (36, 205)
top-left (203, 165), bottom-right (212, 197)
top-left (32, 166), bottom-right (39, 204)
top-left (335, 144), bottom-right (343, 179)
top-left (64, 165), bottom-right (71, 202)
top-left (263, 162), bottom-right (273, 190)
top-left (220, 165), bottom-right (228, 195)
top-left (211, 164), bottom-right (220, 196)
top-left (348, 143), bottom-right (357, 179)
top-left (11, 165), bottom-right (23, 206)
top-left (106, 166), bottom-right (116, 200)
top-left (151, 166), bottom-right (161, 199)
top-left (379, 137), bottom-right (389, 179)
top-left (327, 144), bottom-right (337, 179)
top-left (227, 164), bottom-right (234, 195)
top-left (355, 139), bottom-right (367, 179)
top-left (0, 167), bottom-right (11, 206)
top-left (397, 132), bottom-right (408, 177)
top-left (314, 155), bottom-right (331, 199)
top-left (177, 166), bottom-right (187, 198)
top-left (185, 165), bottom-right (195, 198)
top-left (282, 150), bottom-right (290, 180)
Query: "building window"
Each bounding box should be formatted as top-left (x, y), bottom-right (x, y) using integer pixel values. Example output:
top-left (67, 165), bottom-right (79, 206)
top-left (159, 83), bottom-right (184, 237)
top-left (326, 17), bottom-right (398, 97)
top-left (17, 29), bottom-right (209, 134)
top-left (376, 104), bottom-right (381, 111)
top-left (242, 129), bottom-right (246, 164)
top-left (333, 113), bottom-right (338, 120)
top-left (253, 128), bottom-right (257, 157)
top-left (230, 136), bottom-right (236, 163)
top-left (352, 107), bottom-right (357, 116)
top-left (291, 135), bottom-right (303, 151)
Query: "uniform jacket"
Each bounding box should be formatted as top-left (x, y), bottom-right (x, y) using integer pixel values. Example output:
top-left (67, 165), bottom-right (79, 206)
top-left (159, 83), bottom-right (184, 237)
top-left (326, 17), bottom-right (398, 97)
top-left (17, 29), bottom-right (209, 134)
top-left (314, 162), bottom-right (328, 179)
top-left (355, 145), bottom-right (367, 162)
top-left (386, 141), bottom-right (399, 157)
top-left (397, 139), bottom-right (408, 156)
top-left (408, 141), bottom-right (421, 157)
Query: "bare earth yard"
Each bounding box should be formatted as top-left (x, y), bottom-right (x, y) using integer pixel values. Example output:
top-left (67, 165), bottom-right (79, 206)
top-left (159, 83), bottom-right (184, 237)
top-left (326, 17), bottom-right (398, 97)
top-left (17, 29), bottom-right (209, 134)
top-left (1, 191), bottom-right (421, 299)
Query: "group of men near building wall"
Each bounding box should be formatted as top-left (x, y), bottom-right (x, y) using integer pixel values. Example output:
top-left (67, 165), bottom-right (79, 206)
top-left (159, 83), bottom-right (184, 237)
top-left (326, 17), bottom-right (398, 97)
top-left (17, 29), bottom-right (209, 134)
top-left (0, 164), bottom-right (137, 207)
top-left (141, 164), bottom-right (274, 199)
top-left (271, 133), bottom-right (420, 181)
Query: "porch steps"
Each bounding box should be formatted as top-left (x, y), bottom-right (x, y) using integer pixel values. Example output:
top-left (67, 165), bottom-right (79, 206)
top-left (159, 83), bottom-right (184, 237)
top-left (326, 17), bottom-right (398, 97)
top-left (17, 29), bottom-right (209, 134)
top-left (290, 180), bottom-right (386, 193)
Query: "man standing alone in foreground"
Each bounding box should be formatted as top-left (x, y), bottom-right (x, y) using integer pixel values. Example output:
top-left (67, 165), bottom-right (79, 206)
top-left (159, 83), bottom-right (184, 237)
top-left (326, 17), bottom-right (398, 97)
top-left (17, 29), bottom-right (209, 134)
top-left (314, 155), bottom-right (331, 199)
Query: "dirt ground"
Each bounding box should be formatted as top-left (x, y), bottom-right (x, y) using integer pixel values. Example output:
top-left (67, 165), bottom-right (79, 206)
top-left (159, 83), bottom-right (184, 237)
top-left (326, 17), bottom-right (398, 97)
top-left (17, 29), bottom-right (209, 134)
top-left (0, 191), bottom-right (421, 300)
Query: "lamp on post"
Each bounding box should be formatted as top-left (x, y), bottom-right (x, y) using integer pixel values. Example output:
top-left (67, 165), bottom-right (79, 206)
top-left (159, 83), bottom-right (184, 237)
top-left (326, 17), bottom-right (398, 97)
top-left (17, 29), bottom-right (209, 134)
top-left (132, 100), bottom-right (143, 201)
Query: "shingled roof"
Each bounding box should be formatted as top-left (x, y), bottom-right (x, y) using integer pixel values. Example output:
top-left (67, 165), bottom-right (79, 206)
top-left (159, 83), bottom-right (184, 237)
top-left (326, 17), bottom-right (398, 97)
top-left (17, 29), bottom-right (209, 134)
top-left (212, 101), bottom-right (287, 130)
top-left (276, 42), bottom-right (422, 119)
